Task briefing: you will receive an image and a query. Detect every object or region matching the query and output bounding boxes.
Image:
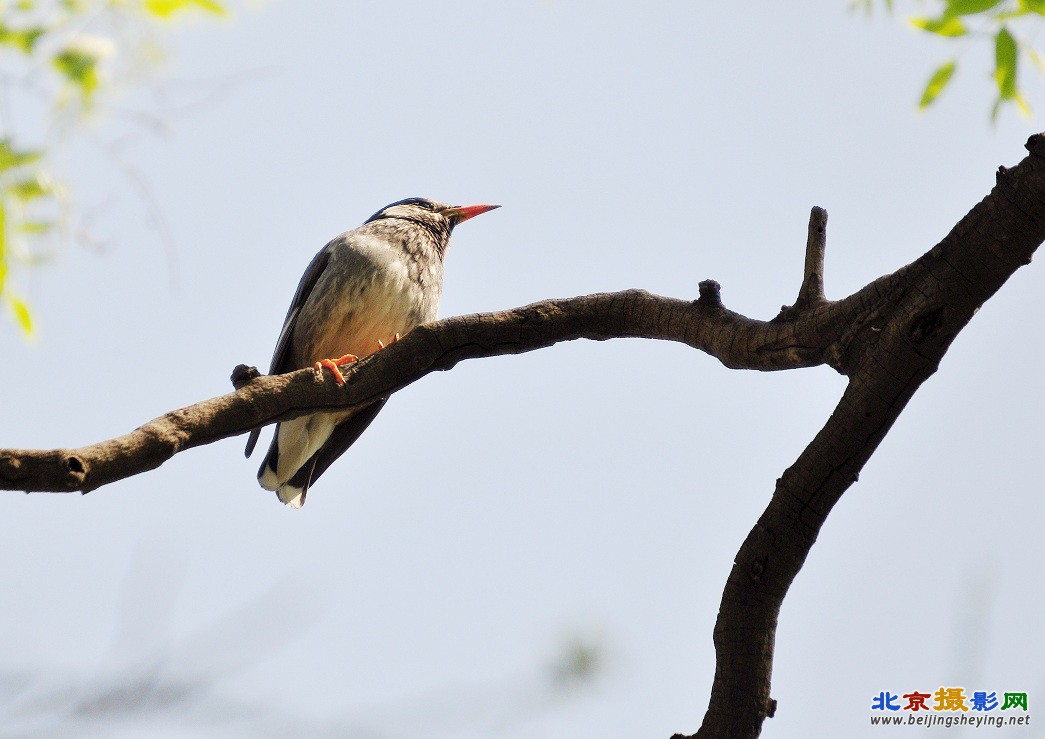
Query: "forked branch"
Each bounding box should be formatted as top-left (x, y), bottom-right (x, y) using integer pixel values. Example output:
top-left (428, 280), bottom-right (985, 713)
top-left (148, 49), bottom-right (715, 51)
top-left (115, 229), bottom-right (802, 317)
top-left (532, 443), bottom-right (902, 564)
top-left (679, 136), bottom-right (1045, 738)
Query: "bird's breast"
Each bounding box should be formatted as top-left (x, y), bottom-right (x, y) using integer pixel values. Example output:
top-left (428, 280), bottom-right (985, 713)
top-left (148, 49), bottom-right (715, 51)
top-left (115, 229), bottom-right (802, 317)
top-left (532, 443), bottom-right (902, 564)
top-left (296, 246), bottom-right (442, 365)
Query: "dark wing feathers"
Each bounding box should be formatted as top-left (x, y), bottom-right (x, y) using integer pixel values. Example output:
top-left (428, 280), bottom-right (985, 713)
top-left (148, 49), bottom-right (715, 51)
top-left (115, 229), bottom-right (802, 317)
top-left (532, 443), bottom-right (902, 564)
top-left (282, 398), bottom-right (389, 506)
top-left (269, 243), bottom-right (335, 375)
top-left (308, 398), bottom-right (388, 484)
top-left (244, 243), bottom-right (334, 458)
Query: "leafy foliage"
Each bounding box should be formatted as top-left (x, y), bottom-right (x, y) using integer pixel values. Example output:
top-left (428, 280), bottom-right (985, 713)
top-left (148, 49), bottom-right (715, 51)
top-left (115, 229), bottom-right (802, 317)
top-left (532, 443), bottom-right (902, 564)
top-left (0, 22), bottom-right (46, 53)
top-left (909, 15), bottom-right (968, 36)
top-left (51, 45), bottom-right (103, 100)
top-left (905, 0), bottom-right (1043, 117)
top-left (145, 0), bottom-right (227, 19)
top-left (0, 0), bottom-right (227, 337)
top-left (0, 138), bottom-right (60, 339)
top-left (919, 59), bottom-right (959, 108)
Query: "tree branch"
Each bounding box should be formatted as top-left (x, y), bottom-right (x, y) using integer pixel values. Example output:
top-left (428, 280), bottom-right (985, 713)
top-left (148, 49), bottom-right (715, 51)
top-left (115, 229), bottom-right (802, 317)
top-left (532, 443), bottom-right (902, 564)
top-left (2, 132), bottom-right (1043, 739)
top-left (677, 134), bottom-right (1045, 738)
top-left (0, 280), bottom-right (900, 493)
top-left (797, 205), bottom-right (828, 307)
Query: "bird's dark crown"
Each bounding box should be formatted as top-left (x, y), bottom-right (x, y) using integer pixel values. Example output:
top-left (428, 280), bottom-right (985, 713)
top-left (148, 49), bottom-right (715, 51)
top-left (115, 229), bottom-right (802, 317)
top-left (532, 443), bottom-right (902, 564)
top-left (364, 197), bottom-right (448, 225)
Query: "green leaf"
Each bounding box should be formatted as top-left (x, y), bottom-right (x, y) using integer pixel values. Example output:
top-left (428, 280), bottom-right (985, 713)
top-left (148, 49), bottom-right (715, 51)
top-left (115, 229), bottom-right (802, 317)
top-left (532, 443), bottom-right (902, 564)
top-left (52, 47), bottom-right (100, 99)
top-left (192, 0), bottom-right (228, 13)
top-left (1029, 47), bottom-right (1045, 75)
top-left (945, 0), bottom-right (1006, 15)
top-left (0, 23), bottom-right (47, 54)
top-left (909, 16), bottom-right (968, 36)
top-left (18, 220), bottom-right (54, 235)
top-left (1019, 0), bottom-right (1045, 14)
top-left (1015, 92), bottom-right (1032, 116)
top-left (8, 294), bottom-right (33, 336)
top-left (919, 60), bottom-right (958, 109)
top-left (994, 27), bottom-right (1018, 100)
top-left (0, 139), bottom-right (44, 173)
top-left (144, 0), bottom-right (228, 18)
top-left (8, 175), bottom-right (51, 201)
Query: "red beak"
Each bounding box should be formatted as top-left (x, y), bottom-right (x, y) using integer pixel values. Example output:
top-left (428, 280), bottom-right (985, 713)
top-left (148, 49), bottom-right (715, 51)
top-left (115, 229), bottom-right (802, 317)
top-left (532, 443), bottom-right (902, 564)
top-left (442, 203), bottom-right (500, 224)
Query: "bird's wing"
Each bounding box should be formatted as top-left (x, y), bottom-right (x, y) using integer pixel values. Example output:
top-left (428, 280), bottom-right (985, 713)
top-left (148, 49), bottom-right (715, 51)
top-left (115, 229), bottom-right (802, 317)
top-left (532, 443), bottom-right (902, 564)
top-left (278, 398), bottom-right (389, 506)
top-left (244, 243), bottom-right (334, 458)
top-left (307, 397), bottom-right (389, 486)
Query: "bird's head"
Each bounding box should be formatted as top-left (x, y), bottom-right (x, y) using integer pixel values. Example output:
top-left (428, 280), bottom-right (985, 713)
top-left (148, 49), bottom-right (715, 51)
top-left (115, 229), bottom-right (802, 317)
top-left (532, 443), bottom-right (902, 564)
top-left (364, 197), bottom-right (499, 241)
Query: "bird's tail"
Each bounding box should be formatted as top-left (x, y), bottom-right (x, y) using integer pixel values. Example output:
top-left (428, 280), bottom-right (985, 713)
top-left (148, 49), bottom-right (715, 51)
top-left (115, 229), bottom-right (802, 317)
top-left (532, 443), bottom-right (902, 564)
top-left (260, 453), bottom-right (311, 509)
top-left (276, 483), bottom-right (307, 509)
top-left (257, 434), bottom-right (283, 491)
top-left (257, 429), bottom-right (311, 509)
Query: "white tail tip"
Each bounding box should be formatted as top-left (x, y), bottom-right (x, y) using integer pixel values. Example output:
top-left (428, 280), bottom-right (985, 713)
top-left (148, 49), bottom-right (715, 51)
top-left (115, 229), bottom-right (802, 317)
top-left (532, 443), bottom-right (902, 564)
top-left (278, 486), bottom-right (305, 509)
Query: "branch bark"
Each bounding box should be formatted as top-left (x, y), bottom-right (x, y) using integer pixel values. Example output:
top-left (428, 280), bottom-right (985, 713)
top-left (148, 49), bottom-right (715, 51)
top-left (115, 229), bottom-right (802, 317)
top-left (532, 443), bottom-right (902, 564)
top-left (797, 206), bottom-right (828, 308)
top-left (0, 279), bottom-right (900, 493)
top-left (678, 135), bottom-right (1045, 738)
top-left (2, 134), bottom-right (1043, 738)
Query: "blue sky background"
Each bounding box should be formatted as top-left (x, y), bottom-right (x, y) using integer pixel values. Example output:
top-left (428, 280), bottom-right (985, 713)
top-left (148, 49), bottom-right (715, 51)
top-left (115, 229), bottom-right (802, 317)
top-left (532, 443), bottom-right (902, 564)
top-left (2, 2), bottom-right (1043, 737)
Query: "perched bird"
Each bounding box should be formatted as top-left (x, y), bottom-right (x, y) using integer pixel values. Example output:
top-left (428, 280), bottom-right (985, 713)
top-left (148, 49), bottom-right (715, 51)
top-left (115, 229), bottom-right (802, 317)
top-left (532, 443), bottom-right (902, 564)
top-left (245, 197), bottom-right (499, 508)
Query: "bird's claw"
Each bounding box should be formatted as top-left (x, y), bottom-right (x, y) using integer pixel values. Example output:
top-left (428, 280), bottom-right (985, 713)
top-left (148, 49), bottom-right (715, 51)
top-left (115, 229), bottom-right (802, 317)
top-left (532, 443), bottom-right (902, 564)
top-left (375, 332), bottom-right (401, 351)
top-left (314, 353), bottom-right (359, 386)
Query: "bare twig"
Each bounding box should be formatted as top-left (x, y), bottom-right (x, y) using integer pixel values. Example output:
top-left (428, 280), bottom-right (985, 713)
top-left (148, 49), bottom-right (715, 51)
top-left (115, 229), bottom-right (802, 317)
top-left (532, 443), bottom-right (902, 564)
top-left (797, 206), bottom-right (828, 307)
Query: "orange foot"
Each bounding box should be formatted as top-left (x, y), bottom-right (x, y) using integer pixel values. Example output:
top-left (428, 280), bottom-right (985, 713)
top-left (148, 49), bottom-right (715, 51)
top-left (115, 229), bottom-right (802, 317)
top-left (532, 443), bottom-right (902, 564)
top-left (375, 333), bottom-right (401, 350)
top-left (314, 353), bottom-right (359, 386)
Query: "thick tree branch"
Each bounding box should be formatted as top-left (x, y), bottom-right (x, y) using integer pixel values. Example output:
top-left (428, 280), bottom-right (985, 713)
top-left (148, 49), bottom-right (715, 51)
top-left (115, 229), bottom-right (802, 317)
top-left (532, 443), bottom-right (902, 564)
top-left (0, 276), bottom-right (902, 493)
top-left (2, 133), bottom-right (1043, 739)
top-left (677, 134), bottom-right (1045, 738)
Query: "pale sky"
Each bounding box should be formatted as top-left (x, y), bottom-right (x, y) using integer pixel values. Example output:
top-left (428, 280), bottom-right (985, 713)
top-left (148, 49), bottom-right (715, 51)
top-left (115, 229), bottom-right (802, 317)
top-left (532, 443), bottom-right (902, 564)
top-left (2, 2), bottom-right (1043, 737)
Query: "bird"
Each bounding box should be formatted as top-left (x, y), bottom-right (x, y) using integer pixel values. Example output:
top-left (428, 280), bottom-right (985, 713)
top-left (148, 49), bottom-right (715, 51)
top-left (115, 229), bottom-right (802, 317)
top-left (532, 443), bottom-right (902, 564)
top-left (245, 197), bottom-right (499, 508)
